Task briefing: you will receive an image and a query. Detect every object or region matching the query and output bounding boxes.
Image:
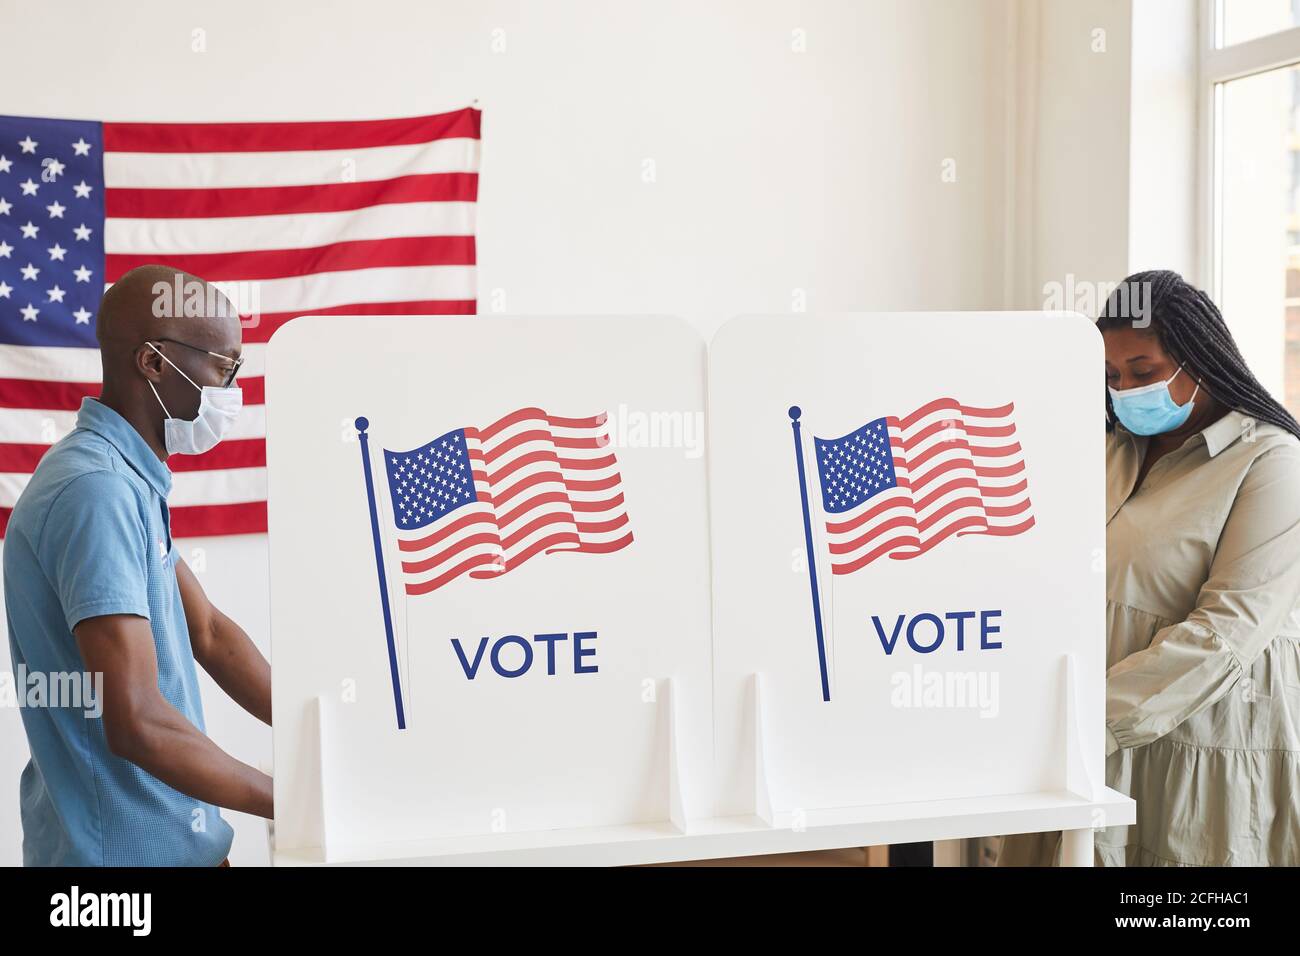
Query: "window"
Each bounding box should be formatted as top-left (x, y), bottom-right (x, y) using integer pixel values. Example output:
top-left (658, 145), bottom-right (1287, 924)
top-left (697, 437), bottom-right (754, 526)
top-left (1219, 0), bottom-right (1299, 46)
top-left (1203, 0), bottom-right (1300, 417)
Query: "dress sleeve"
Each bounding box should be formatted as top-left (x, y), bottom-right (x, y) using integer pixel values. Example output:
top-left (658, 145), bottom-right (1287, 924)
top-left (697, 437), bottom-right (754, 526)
top-left (1104, 441), bottom-right (1300, 754)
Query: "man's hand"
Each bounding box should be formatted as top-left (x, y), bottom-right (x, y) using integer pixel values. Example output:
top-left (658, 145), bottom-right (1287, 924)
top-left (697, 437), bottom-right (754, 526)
top-left (74, 613), bottom-right (274, 819)
top-left (175, 558), bottom-right (272, 726)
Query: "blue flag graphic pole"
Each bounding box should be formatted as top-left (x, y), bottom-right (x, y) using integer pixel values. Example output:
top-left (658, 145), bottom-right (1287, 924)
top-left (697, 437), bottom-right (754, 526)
top-left (354, 416), bottom-right (406, 730)
top-left (789, 406), bottom-right (831, 702)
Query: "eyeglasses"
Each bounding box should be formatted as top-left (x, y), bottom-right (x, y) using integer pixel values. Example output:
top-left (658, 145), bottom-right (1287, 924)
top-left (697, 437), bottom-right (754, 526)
top-left (150, 338), bottom-right (244, 388)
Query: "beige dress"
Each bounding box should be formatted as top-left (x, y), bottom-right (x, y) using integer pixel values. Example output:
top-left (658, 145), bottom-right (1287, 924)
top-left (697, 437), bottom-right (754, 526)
top-left (998, 409), bottom-right (1300, 865)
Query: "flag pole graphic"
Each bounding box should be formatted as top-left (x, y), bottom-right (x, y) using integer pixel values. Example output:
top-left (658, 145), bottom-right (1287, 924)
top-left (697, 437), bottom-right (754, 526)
top-left (355, 417), bottom-right (406, 730)
top-left (789, 406), bottom-right (831, 702)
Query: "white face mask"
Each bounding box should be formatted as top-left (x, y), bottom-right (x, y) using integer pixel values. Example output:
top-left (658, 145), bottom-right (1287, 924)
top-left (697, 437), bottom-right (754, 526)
top-left (146, 342), bottom-right (243, 456)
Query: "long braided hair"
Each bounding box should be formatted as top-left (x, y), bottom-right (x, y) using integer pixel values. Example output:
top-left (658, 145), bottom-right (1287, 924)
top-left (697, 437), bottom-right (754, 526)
top-left (1097, 270), bottom-right (1300, 442)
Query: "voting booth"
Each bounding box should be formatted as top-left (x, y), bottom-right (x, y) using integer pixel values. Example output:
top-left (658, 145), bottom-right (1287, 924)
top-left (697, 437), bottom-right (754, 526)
top-left (265, 313), bottom-right (1135, 866)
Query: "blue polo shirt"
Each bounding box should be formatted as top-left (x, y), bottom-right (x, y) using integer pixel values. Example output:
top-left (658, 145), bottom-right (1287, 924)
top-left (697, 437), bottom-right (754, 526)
top-left (3, 397), bottom-right (234, 866)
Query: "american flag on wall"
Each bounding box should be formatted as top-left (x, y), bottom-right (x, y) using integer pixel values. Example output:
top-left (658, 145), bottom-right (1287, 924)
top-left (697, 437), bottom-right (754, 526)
top-left (0, 107), bottom-right (480, 537)
top-left (381, 407), bottom-right (634, 596)
top-left (813, 397), bottom-right (1034, 574)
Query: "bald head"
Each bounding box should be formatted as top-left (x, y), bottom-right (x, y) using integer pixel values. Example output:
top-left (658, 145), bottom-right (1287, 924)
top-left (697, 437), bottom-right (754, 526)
top-left (94, 266), bottom-right (244, 454)
top-left (96, 265), bottom-right (240, 352)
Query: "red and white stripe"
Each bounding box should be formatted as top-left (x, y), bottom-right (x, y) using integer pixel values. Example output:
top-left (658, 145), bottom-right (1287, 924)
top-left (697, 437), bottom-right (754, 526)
top-left (392, 408), bottom-right (633, 596)
top-left (823, 398), bottom-right (1034, 575)
top-left (0, 108), bottom-right (480, 537)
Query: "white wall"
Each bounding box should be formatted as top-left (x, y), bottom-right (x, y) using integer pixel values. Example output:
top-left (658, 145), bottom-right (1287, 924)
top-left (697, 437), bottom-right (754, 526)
top-left (1019, 0), bottom-right (1205, 311)
top-left (0, 0), bottom-right (1131, 866)
top-left (1015, 0), bottom-right (1135, 309)
top-left (1128, 0), bottom-right (1198, 280)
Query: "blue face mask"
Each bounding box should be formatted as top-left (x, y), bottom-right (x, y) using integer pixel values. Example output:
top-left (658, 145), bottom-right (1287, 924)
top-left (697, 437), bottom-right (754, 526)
top-left (1108, 365), bottom-right (1200, 436)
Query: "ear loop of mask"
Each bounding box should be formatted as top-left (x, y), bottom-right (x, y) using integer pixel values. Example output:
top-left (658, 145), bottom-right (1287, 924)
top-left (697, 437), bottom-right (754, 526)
top-left (145, 342), bottom-right (202, 420)
top-left (146, 379), bottom-right (172, 419)
top-left (1172, 364), bottom-right (1202, 405)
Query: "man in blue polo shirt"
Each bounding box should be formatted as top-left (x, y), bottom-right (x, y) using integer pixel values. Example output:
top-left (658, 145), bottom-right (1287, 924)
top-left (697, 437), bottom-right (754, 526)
top-left (3, 265), bottom-right (273, 866)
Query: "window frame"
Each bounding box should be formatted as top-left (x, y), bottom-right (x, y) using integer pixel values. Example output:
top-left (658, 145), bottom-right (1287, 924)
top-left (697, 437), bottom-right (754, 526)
top-left (1198, 0), bottom-right (1300, 296)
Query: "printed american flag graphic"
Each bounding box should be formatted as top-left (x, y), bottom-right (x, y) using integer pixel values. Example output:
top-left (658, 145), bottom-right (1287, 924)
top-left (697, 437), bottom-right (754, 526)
top-left (813, 398), bottom-right (1033, 574)
top-left (381, 407), bottom-right (634, 595)
top-left (0, 107), bottom-right (480, 537)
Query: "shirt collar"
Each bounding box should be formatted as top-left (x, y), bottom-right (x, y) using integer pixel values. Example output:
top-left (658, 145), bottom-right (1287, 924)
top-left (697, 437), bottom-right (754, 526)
top-left (75, 397), bottom-right (173, 499)
top-left (1113, 408), bottom-right (1251, 459)
top-left (1199, 410), bottom-right (1251, 457)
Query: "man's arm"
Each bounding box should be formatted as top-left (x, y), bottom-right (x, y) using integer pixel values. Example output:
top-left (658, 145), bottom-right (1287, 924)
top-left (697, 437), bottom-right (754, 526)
top-left (75, 614), bottom-right (273, 819)
top-left (175, 558), bottom-right (272, 727)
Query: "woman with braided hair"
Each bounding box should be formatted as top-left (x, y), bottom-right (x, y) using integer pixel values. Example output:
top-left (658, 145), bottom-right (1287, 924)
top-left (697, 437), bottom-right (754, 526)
top-left (999, 269), bottom-right (1300, 866)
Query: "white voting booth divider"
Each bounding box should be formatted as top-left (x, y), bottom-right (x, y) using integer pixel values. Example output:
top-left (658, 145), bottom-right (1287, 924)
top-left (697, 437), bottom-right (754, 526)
top-left (265, 313), bottom-right (1135, 866)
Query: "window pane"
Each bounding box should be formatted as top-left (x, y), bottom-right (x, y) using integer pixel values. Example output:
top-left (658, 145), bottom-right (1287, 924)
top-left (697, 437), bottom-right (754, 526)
top-left (1218, 63), bottom-right (1298, 415)
top-left (1221, 0), bottom-right (1300, 47)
